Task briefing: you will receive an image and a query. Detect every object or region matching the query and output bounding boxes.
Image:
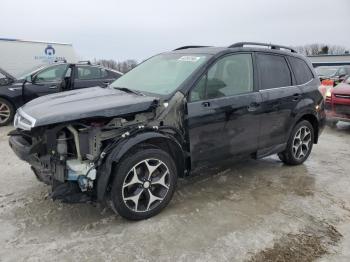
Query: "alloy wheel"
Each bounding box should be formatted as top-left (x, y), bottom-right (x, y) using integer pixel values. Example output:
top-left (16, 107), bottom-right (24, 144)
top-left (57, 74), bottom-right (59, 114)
top-left (122, 159), bottom-right (170, 213)
top-left (292, 126), bottom-right (312, 160)
top-left (0, 103), bottom-right (11, 124)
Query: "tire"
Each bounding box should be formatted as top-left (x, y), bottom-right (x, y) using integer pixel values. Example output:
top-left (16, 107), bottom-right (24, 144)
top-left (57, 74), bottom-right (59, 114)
top-left (110, 147), bottom-right (178, 220)
top-left (278, 120), bottom-right (314, 165)
top-left (0, 98), bottom-right (15, 126)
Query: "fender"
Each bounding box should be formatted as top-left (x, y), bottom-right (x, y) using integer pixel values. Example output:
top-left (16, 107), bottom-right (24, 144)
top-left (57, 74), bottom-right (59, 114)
top-left (287, 105), bottom-right (321, 143)
top-left (96, 131), bottom-right (184, 201)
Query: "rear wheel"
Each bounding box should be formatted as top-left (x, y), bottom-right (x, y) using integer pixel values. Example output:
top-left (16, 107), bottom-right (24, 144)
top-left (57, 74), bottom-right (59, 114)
top-left (110, 148), bottom-right (177, 220)
top-left (0, 98), bottom-right (15, 126)
top-left (278, 120), bottom-right (314, 165)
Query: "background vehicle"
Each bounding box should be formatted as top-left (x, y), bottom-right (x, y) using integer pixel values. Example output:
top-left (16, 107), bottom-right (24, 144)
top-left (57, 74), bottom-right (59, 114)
top-left (315, 65), bottom-right (350, 84)
top-left (325, 75), bottom-right (350, 126)
top-left (0, 38), bottom-right (77, 77)
top-left (9, 42), bottom-right (325, 220)
top-left (0, 62), bottom-right (122, 126)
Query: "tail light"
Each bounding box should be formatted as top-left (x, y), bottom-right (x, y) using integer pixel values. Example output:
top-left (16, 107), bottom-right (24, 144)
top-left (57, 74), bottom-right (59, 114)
top-left (321, 79), bottom-right (334, 86)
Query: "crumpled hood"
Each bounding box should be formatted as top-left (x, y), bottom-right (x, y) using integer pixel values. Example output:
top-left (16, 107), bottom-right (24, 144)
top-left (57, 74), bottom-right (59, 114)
top-left (19, 86), bottom-right (159, 127)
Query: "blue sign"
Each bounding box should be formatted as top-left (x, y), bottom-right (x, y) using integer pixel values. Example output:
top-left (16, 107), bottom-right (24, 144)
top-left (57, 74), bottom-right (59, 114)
top-left (44, 45), bottom-right (55, 56)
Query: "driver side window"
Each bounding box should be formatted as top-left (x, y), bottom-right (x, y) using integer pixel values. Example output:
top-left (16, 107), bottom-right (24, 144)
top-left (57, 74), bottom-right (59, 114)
top-left (35, 64), bottom-right (68, 83)
top-left (191, 54), bottom-right (253, 102)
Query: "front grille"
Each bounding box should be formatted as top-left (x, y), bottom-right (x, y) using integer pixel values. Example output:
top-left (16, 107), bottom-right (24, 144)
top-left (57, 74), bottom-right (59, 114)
top-left (14, 108), bottom-right (36, 130)
top-left (334, 94), bottom-right (350, 99)
top-left (335, 104), bottom-right (350, 115)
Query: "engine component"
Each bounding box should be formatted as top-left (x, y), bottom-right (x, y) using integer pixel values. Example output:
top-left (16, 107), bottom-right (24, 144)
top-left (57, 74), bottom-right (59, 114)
top-left (66, 159), bottom-right (96, 191)
top-left (57, 132), bottom-right (68, 160)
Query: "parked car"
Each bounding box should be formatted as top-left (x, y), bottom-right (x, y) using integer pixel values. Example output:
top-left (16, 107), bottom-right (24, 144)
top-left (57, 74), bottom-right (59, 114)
top-left (9, 42), bottom-right (325, 220)
top-left (0, 62), bottom-right (122, 126)
top-left (325, 75), bottom-right (350, 126)
top-left (315, 65), bottom-right (350, 84)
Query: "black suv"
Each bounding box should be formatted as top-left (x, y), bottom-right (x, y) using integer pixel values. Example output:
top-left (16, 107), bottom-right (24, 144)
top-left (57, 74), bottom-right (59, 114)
top-left (0, 62), bottom-right (122, 126)
top-left (9, 42), bottom-right (325, 220)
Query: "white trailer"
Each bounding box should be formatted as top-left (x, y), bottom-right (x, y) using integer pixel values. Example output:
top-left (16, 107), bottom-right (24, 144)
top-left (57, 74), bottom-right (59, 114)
top-left (0, 38), bottom-right (78, 77)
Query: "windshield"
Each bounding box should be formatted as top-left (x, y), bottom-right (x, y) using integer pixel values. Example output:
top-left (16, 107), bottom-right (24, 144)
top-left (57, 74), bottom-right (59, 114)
top-left (315, 67), bottom-right (338, 77)
top-left (16, 64), bottom-right (46, 79)
top-left (110, 53), bottom-right (210, 95)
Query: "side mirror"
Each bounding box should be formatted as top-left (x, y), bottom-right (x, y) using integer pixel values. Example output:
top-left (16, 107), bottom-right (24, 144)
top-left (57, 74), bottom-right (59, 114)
top-left (0, 77), bottom-right (13, 86)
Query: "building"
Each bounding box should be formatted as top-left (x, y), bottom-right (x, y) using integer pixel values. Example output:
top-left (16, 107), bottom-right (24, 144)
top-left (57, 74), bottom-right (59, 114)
top-left (308, 54), bottom-right (350, 67)
top-left (0, 38), bottom-right (77, 77)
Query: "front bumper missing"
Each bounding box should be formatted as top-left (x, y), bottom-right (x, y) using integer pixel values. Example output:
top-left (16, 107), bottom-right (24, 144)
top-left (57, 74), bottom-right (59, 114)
top-left (9, 135), bottom-right (65, 182)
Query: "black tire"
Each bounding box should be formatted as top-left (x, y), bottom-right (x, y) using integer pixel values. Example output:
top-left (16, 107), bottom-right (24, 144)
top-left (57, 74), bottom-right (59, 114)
top-left (110, 147), bottom-right (177, 220)
top-left (278, 120), bottom-right (314, 165)
top-left (0, 98), bottom-right (15, 126)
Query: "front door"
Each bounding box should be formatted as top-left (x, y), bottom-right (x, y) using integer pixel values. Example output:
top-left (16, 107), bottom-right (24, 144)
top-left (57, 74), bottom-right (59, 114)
top-left (186, 53), bottom-right (262, 167)
top-left (23, 64), bottom-right (69, 103)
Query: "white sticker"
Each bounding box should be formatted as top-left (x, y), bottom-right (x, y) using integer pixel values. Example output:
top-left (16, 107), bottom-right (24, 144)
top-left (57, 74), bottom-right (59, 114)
top-left (178, 56), bottom-right (201, 62)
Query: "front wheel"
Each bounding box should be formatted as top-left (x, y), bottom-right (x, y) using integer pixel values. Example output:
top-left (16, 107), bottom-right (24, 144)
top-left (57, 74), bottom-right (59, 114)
top-left (278, 120), bottom-right (314, 165)
top-left (0, 98), bottom-right (15, 126)
top-left (110, 147), bottom-right (177, 220)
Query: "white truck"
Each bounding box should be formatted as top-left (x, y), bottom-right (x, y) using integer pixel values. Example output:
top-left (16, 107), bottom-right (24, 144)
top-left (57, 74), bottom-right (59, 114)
top-left (0, 38), bottom-right (78, 77)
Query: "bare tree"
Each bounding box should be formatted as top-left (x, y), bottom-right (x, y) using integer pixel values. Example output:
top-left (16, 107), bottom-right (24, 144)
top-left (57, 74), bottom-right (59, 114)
top-left (294, 43), bottom-right (348, 56)
top-left (94, 59), bottom-right (138, 73)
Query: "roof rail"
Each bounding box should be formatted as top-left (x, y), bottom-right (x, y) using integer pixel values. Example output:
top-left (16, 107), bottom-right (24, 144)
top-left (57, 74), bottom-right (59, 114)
top-left (53, 59), bottom-right (67, 63)
top-left (173, 45), bottom-right (210, 51)
top-left (78, 60), bottom-right (92, 65)
top-left (228, 42), bottom-right (297, 53)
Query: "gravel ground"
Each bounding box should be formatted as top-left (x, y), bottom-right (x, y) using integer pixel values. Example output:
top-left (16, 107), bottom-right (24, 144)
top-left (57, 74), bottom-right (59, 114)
top-left (0, 123), bottom-right (350, 262)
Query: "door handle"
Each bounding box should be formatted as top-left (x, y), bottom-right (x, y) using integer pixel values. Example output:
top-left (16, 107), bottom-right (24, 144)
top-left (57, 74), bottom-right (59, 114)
top-left (201, 101), bottom-right (211, 108)
top-left (49, 85), bottom-right (58, 89)
top-left (247, 102), bottom-right (260, 112)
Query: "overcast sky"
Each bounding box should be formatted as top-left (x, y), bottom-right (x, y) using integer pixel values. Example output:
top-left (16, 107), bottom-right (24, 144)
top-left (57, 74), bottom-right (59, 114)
top-left (1, 0), bottom-right (350, 61)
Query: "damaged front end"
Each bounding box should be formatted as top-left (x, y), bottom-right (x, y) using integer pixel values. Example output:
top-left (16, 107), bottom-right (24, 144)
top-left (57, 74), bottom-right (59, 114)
top-left (8, 91), bottom-right (187, 203)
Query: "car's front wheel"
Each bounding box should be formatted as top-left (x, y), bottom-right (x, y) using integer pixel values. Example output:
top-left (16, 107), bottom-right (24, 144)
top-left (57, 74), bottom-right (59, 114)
top-left (278, 120), bottom-right (314, 165)
top-left (0, 98), bottom-right (15, 126)
top-left (110, 147), bottom-right (177, 220)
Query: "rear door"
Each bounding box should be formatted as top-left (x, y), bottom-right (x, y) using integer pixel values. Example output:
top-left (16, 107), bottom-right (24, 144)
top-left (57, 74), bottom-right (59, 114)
top-left (186, 53), bottom-right (262, 166)
top-left (256, 53), bottom-right (302, 150)
top-left (73, 65), bottom-right (118, 89)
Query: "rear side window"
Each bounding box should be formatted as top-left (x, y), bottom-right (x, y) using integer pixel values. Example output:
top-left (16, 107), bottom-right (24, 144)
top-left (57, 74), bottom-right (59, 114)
top-left (288, 57), bottom-right (314, 85)
top-left (76, 66), bottom-right (104, 80)
top-left (256, 54), bottom-right (292, 90)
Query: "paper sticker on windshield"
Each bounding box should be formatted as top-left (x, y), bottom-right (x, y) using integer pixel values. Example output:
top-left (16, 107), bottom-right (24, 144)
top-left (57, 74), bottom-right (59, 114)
top-left (178, 56), bottom-right (201, 62)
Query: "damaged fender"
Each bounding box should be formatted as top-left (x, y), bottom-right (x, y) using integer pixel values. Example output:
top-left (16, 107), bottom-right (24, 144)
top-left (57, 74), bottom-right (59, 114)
top-left (96, 131), bottom-right (185, 201)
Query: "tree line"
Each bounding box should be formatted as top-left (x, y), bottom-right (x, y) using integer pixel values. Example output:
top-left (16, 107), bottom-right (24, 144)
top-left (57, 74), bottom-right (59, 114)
top-left (93, 43), bottom-right (349, 70)
top-left (293, 44), bottom-right (348, 56)
top-left (93, 59), bottom-right (138, 73)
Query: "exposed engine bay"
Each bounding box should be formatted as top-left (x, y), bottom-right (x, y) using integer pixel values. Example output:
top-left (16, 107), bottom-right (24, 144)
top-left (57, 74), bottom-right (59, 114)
top-left (8, 92), bottom-right (186, 203)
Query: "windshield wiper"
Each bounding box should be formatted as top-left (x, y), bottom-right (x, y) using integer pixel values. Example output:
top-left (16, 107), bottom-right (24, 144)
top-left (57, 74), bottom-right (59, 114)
top-left (113, 87), bottom-right (144, 96)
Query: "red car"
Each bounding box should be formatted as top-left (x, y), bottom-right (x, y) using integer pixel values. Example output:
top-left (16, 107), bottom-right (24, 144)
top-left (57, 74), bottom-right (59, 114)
top-left (325, 75), bottom-right (350, 126)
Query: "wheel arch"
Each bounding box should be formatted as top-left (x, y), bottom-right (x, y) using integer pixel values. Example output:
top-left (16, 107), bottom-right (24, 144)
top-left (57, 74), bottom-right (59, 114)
top-left (290, 111), bottom-right (319, 144)
top-left (0, 95), bottom-right (16, 109)
top-left (96, 131), bottom-right (186, 201)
